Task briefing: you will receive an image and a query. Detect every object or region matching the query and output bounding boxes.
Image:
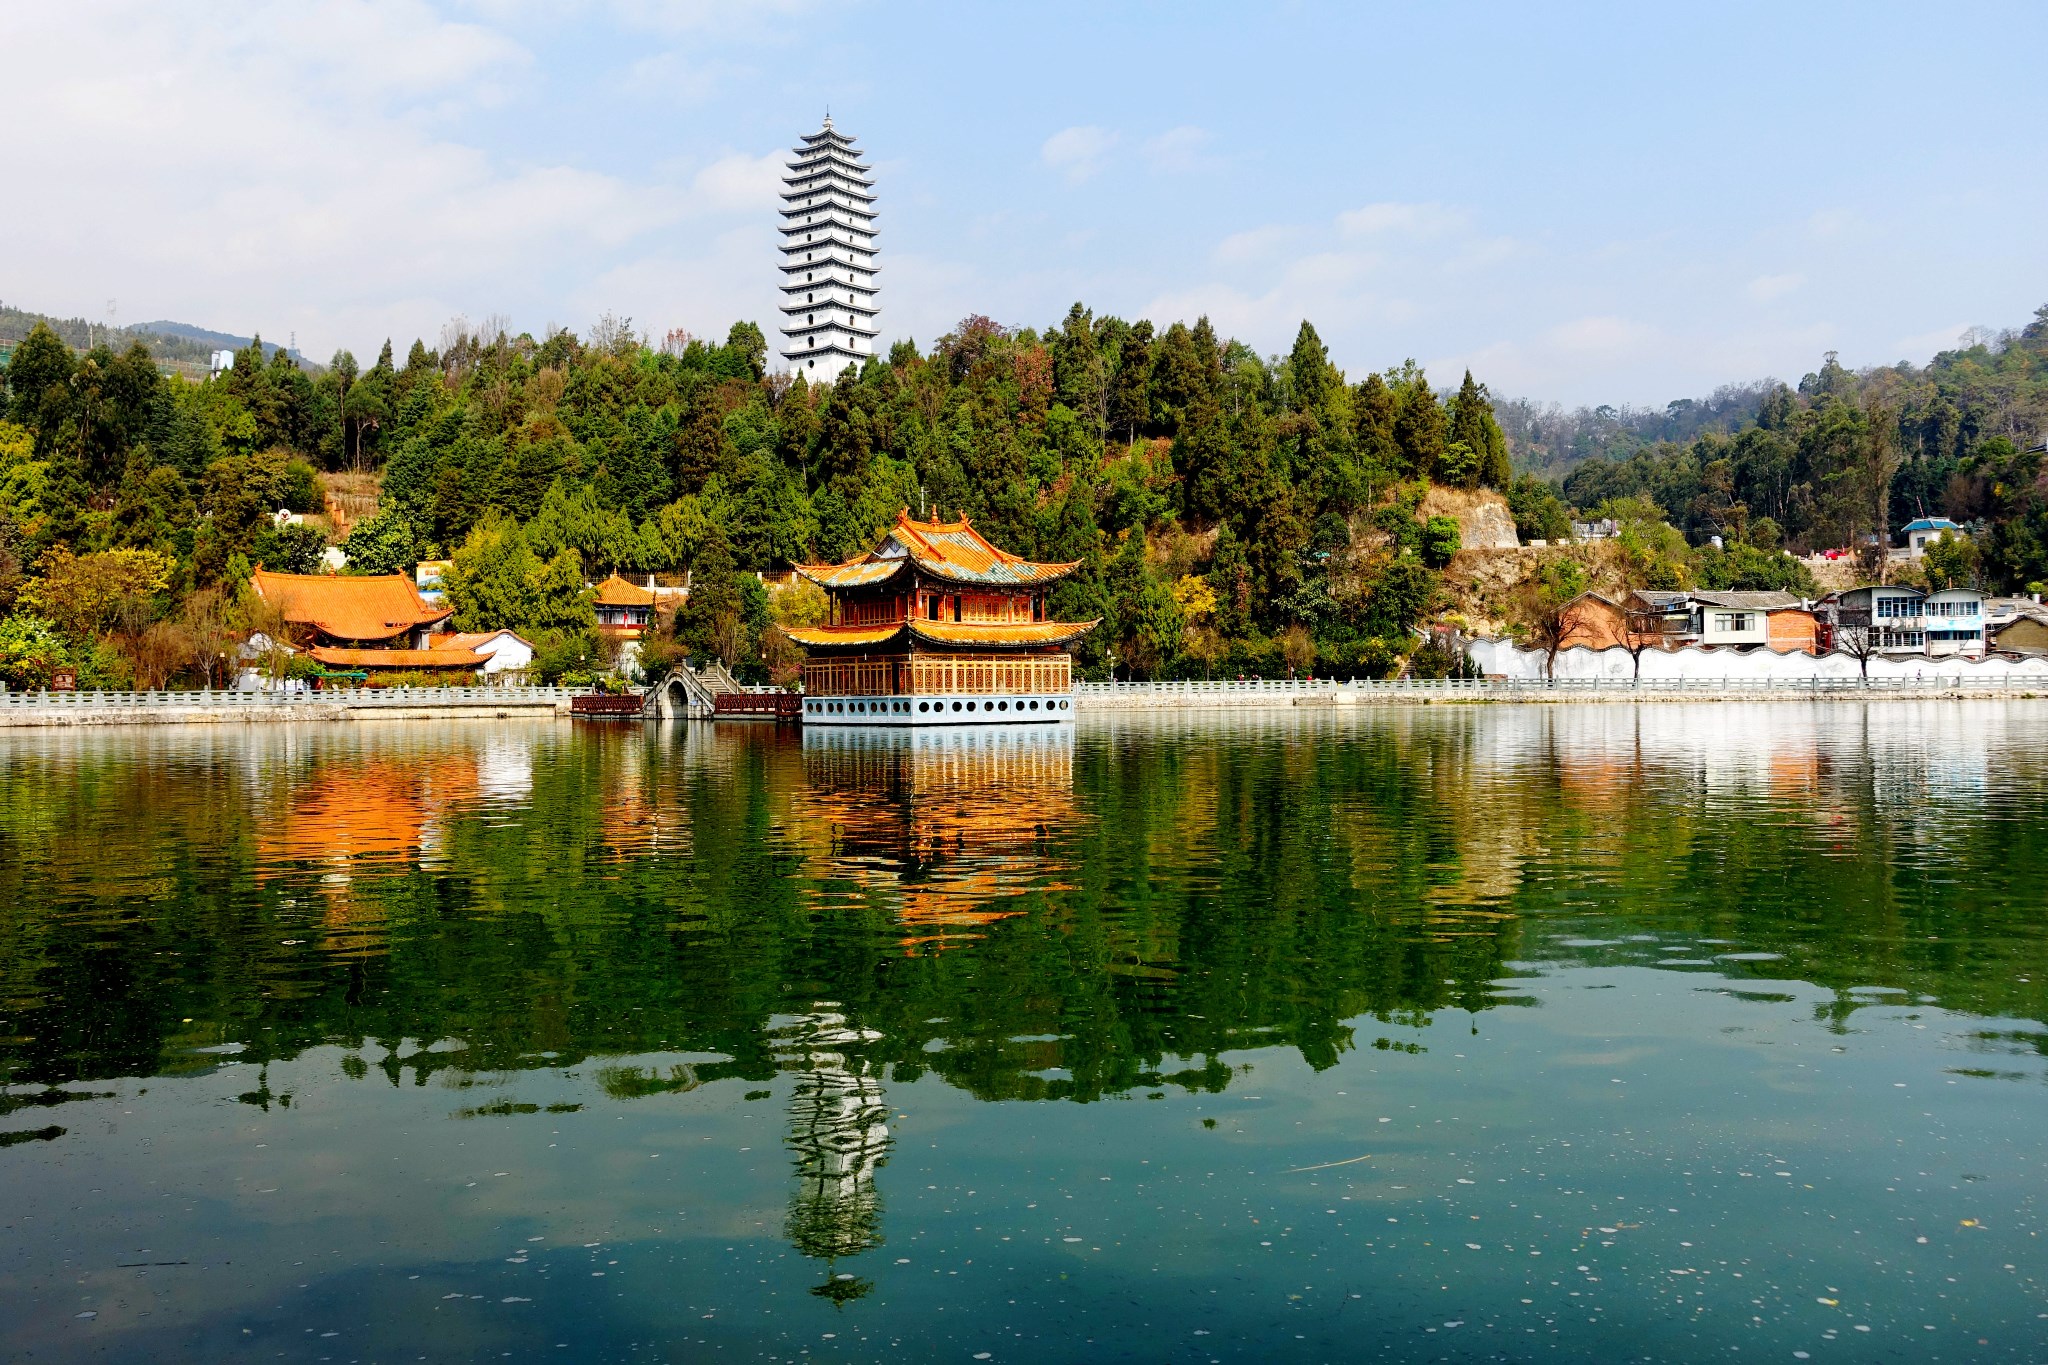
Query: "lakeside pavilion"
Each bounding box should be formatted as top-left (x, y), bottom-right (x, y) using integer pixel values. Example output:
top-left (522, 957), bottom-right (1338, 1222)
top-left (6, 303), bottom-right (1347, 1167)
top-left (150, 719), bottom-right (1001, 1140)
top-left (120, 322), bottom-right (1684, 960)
top-left (783, 511), bottom-right (1097, 725)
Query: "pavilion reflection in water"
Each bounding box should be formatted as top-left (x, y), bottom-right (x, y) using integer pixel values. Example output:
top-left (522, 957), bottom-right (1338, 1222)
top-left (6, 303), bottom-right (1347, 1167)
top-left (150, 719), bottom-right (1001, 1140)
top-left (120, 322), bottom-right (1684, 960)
top-left (772, 725), bottom-right (1082, 1288)
top-left (792, 723), bottom-right (1081, 949)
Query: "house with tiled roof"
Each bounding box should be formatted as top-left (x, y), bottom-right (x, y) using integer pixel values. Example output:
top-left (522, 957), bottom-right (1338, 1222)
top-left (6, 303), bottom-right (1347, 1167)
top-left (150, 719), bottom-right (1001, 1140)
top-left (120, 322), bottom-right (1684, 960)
top-left (1624, 589), bottom-right (1818, 653)
top-left (783, 511), bottom-right (1097, 724)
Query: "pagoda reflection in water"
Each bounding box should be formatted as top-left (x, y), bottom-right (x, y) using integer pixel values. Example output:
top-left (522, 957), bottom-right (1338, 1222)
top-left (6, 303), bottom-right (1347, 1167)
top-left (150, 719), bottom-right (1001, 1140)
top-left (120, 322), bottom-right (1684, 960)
top-left (774, 1005), bottom-right (891, 1293)
top-left (792, 723), bottom-right (1082, 949)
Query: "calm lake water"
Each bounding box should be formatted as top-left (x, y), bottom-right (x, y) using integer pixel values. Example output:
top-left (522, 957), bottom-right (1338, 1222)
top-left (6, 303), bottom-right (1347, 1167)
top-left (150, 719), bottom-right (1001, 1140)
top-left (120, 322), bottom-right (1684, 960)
top-left (2, 705), bottom-right (2046, 1363)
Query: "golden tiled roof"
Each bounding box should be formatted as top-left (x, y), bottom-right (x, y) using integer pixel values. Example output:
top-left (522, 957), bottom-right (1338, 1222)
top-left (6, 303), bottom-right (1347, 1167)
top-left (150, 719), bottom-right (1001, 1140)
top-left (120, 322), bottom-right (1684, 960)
top-left (780, 623), bottom-right (908, 649)
top-left (794, 559), bottom-right (909, 590)
top-left (252, 569), bottom-right (451, 642)
top-left (793, 510), bottom-right (1081, 590)
top-left (907, 619), bottom-right (1098, 648)
top-left (593, 574), bottom-right (657, 607)
top-left (779, 618), bottom-right (1099, 651)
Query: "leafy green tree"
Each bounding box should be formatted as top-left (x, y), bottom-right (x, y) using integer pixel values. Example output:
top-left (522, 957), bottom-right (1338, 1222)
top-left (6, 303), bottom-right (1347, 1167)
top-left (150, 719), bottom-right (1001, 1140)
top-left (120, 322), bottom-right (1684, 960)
top-left (5, 323), bottom-right (76, 448)
top-left (1507, 474), bottom-right (1572, 542)
top-left (1919, 532), bottom-right (1978, 591)
top-left (445, 515), bottom-right (539, 632)
top-left (341, 512), bottom-right (423, 576)
top-left (0, 613), bottom-right (71, 689)
top-left (676, 527), bottom-right (742, 663)
top-left (1420, 515), bottom-right (1462, 567)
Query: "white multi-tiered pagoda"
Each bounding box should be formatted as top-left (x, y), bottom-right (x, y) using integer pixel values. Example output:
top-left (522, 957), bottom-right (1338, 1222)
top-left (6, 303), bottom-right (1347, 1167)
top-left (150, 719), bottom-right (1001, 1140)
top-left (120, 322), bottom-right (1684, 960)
top-left (779, 117), bottom-right (877, 379)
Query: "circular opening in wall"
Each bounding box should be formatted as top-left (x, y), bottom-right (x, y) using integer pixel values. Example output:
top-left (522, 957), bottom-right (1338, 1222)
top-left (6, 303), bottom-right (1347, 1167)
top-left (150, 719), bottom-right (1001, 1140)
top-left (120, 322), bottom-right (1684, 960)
top-left (951, 701), bottom-right (962, 712)
top-left (1060, 700), bottom-right (1069, 710)
top-left (998, 700), bottom-right (1009, 711)
top-left (966, 701), bottom-right (977, 712)
top-left (918, 702), bottom-right (929, 713)
top-left (1030, 700), bottom-right (1040, 711)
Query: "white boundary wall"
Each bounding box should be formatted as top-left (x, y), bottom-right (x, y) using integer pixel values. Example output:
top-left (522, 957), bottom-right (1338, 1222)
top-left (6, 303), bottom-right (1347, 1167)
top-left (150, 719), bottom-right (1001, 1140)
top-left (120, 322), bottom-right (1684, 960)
top-left (1468, 639), bottom-right (2048, 683)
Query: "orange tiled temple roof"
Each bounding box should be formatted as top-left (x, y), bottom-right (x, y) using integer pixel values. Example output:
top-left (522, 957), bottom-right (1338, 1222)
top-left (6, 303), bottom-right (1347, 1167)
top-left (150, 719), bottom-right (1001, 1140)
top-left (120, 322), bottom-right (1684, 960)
top-left (252, 569), bottom-right (450, 642)
top-left (795, 511), bottom-right (1081, 590)
top-left (781, 619), bottom-right (1099, 651)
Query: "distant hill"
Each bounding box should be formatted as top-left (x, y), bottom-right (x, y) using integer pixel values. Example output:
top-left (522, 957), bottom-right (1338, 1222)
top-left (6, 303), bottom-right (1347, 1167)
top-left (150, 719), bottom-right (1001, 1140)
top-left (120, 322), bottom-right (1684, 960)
top-left (137, 320), bottom-right (301, 362)
top-left (1499, 382), bottom-right (1777, 481)
top-left (0, 300), bottom-right (304, 368)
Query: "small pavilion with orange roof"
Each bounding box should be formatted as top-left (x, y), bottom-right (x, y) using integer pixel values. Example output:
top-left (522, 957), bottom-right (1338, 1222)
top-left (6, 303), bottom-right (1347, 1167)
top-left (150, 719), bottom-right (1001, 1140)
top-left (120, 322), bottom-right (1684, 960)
top-left (592, 574), bottom-right (658, 639)
top-left (785, 511), bottom-right (1096, 724)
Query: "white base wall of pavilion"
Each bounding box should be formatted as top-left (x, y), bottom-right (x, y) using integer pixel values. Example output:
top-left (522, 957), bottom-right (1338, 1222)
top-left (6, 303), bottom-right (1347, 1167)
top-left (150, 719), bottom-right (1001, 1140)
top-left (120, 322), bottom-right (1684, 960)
top-left (800, 690), bottom-right (1076, 726)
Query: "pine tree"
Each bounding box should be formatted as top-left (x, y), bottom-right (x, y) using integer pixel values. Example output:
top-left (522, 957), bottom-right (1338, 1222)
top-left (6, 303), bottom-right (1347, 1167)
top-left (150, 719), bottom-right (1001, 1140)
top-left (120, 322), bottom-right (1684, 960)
top-left (1107, 323), bottom-right (1154, 445)
top-left (1393, 372), bottom-right (1445, 478)
top-left (1147, 322), bottom-right (1205, 436)
top-left (1354, 373), bottom-right (1399, 491)
top-left (1448, 370), bottom-right (1512, 489)
top-left (1286, 321), bottom-right (1331, 415)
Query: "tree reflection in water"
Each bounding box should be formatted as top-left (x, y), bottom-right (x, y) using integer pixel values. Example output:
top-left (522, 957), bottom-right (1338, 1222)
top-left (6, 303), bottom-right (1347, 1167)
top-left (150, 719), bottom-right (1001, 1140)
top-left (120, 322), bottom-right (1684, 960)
top-left (5, 705), bottom-right (2048, 1275)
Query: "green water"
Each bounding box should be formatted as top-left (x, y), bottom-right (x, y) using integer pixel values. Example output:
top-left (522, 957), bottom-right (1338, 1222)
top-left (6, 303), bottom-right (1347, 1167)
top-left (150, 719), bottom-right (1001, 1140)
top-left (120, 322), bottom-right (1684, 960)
top-left (2, 705), bottom-right (2045, 1363)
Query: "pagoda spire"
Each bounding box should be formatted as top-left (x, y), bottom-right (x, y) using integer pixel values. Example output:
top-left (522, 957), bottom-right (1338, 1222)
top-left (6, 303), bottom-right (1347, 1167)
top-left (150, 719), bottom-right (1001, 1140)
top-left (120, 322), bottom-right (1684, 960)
top-left (780, 116), bottom-right (876, 379)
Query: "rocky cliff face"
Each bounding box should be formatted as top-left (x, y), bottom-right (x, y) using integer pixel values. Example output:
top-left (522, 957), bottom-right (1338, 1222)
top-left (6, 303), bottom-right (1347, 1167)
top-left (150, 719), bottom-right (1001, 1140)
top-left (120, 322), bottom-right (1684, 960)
top-left (1419, 486), bottom-right (1519, 551)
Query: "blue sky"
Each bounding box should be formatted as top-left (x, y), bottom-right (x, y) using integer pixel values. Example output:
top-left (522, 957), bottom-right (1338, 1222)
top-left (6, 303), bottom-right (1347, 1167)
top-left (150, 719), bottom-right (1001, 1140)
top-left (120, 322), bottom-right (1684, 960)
top-left (4, 1), bottom-right (2043, 404)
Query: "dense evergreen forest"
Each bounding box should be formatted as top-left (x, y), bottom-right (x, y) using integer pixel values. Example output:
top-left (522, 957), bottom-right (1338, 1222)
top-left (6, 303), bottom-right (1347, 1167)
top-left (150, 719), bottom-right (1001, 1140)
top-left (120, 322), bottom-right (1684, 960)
top-left (0, 306), bottom-right (1513, 687)
top-left (1531, 306), bottom-right (2048, 592)
top-left (2, 298), bottom-right (2042, 691)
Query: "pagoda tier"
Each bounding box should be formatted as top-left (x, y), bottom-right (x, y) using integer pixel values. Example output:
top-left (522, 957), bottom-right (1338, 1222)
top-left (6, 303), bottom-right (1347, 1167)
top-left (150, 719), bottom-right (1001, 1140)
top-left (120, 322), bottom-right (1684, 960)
top-left (783, 288), bottom-right (880, 317)
top-left (778, 276), bottom-right (876, 300)
top-left (780, 116), bottom-right (877, 379)
top-left (787, 512), bottom-right (1096, 727)
top-left (781, 255), bottom-right (881, 275)
top-left (780, 218), bottom-right (877, 239)
top-left (780, 197), bottom-right (875, 220)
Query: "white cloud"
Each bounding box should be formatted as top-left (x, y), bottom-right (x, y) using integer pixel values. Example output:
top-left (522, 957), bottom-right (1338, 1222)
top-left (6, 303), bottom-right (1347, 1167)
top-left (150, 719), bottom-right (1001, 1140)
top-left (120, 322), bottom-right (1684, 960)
top-left (1040, 125), bottom-right (1117, 184)
top-left (0, 4), bottom-right (792, 358)
top-left (1212, 225), bottom-right (1299, 265)
top-left (1545, 314), bottom-right (1656, 355)
top-left (1142, 125), bottom-right (1211, 174)
top-left (689, 152), bottom-right (789, 214)
top-left (1806, 208), bottom-right (1864, 241)
top-left (1746, 272), bottom-right (1805, 302)
top-left (1337, 201), bottom-right (1468, 238)
top-left (1890, 323), bottom-right (1973, 360)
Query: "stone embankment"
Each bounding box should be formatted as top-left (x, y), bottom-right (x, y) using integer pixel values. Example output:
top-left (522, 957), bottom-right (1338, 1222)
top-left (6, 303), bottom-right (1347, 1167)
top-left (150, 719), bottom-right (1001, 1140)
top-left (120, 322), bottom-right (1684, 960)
top-left (1082, 677), bottom-right (2047, 708)
top-left (9, 677), bottom-right (2043, 728)
top-left (0, 686), bottom-right (576, 727)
